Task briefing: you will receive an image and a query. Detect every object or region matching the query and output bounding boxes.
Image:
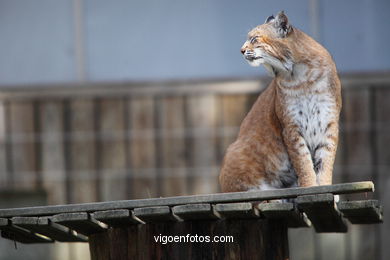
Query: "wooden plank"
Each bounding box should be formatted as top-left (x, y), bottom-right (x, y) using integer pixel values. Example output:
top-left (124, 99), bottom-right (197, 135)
top-left (68, 99), bottom-right (97, 203)
top-left (102, 218), bottom-right (287, 260)
top-left (98, 98), bottom-right (127, 201)
top-left (217, 94), bottom-right (248, 162)
top-left (0, 101), bottom-right (8, 188)
top-left (108, 228), bottom-right (128, 260)
top-left (0, 74), bottom-right (389, 101)
top-left (342, 88), bottom-right (373, 190)
top-left (11, 216), bottom-right (87, 242)
top-left (89, 231), bottom-right (110, 260)
top-left (257, 202), bottom-right (311, 228)
top-left (185, 95), bottom-right (218, 194)
top-left (92, 209), bottom-right (144, 226)
top-left (40, 101), bottom-right (67, 205)
top-left (0, 218), bottom-right (53, 244)
top-left (133, 206), bottom-right (181, 223)
top-left (0, 181), bottom-right (375, 218)
top-left (338, 200), bottom-right (383, 224)
top-left (375, 87), bottom-right (390, 260)
top-left (172, 203), bottom-right (220, 220)
top-left (297, 194), bottom-right (347, 232)
top-left (9, 101), bottom-right (38, 189)
top-left (51, 212), bottom-right (108, 236)
top-left (128, 96), bottom-right (158, 199)
top-left (157, 96), bottom-right (188, 196)
top-left (0, 79), bottom-right (268, 100)
top-left (343, 87), bottom-right (378, 260)
top-left (214, 202), bottom-right (260, 219)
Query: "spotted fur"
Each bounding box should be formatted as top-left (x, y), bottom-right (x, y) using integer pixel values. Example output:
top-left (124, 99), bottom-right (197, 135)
top-left (219, 11), bottom-right (341, 192)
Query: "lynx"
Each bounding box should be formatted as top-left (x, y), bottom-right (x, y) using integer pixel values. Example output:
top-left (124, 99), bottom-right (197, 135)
top-left (219, 11), bottom-right (341, 192)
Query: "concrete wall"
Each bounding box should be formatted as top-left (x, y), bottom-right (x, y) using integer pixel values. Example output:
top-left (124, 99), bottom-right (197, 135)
top-left (0, 0), bottom-right (389, 86)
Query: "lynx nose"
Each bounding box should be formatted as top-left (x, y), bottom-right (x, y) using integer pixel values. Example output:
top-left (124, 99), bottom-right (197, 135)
top-left (241, 48), bottom-right (246, 55)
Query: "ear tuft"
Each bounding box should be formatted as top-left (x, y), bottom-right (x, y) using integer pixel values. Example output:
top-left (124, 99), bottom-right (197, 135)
top-left (265, 15), bottom-right (274, 23)
top-left (274, 11), bottom-right (292, 37)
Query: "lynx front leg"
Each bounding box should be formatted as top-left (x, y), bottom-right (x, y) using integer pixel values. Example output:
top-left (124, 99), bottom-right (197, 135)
top-left (313, 123), bottom-right (339, 185)
top-left (283, 128), bottom-right (317, 187)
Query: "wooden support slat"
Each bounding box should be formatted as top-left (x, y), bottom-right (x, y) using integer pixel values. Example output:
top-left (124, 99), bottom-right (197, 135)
top-left (10, 216), bottom-right (87, 242)
top-left (98, 98), bottom-right (127, 201)
top-left (185, 95), bottom-right (218, 194)
top-left (69, 99), bottom-right (98, 203)
top-left (129, 96), bottom-right (158, 199)
top-left (133, 206), bottom-right (181, 223)
top-left (157, 96), bottom-right (188, 196)
top-left (338, 200), bottom-right (383, 224)
top-left (92, 209), bottom-right (144, 226)
top-left (40, 101), bottom-right (67, 205)
top-left (9, 101), bottom-right (38, 189)
top-left (297, 194), bottom-right (347, 233)
top-left (257, 202), bottom-right (311, 228)
top-left (172, 204), bottom-right (220, 220)
top-left (51, 212), bottom-right (107, 236)
top-left (375, 87), bottom-right (390, 260)
top-left (0, 181), bottom-right (374, 218)
top-left (214, 202), bottom-right (260, 219)
top-left (0, 217), bottom-right (53, 243)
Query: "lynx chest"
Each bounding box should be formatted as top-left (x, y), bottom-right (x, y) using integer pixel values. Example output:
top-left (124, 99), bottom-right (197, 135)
top-left (286, 91), bottom-right (336, 151)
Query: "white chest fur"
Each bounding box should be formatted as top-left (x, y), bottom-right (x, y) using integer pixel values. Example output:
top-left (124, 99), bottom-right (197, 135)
top-left (289, 92), bottom-right (335, 148)
top-left (283, 74), bottom-right (336, 151)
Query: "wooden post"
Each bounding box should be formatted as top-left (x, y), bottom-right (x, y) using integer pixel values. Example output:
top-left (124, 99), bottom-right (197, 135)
top-left (88, 219), bottom-right (289, 260)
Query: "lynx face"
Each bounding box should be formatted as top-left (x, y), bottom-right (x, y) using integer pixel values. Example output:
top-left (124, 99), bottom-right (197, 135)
top-left (240, 12), bottom-right (293, 74)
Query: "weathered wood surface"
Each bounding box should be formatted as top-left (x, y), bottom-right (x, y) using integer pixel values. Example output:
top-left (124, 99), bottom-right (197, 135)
top-left (172, 203), bottom-right (221, 220)
top-left (257, 202), bottom-right (311, 228)
top-left (133, 206), bottom-right (181, 223)
top-left (98, 98), bottom-right (128, 201)
top-left (11, 216), bottom-right (87, 242)
top-left (0, 181), bottom-right (374, 218)
top-left (69, 99), bottom-right (98, 203)
top-left (375, 87), bottom-right (390, 260)
top-left (0, 218), bottom-right (53, 244)
top-left (92, 209), bottom-right (143, 226)
top-left (51, 212), bottom-right (108, 235)
top-left (0, 181), bottom-right (383, 246)
top-left (129, 96), bottom-right (158, 199)
top-left (338, 200), bottom-right (383, 224)
top-left (89, 219), bottom-right (289, 260)
top-left (214, 202), bottom-right (260, 219)
top-left (297, 194), bottom-right (347, 232)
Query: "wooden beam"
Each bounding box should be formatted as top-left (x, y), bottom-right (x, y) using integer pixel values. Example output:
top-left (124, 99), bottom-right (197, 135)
top-left (0, 181), bottom-right (374, 218)
top-left (297, 194), bottom-right (347, 233)
top-left (172, 204), bottom-right (221, 220)
top-left (338, 200), bottom-right (383, 224)
top-left (257, 202), bottom-right (311, 228)
top-left (11, 216), bottom-right (87, 242)
top-left (0, 218), bottom-right (53, 243)
top-left (133, 206), bottom-right (181, 223)
top-left (92, 209), bottom-right (144, 226)
top-left (51, 212), bottom-right (108, 235)
top-left (214, 202), bottom-right (260, 219)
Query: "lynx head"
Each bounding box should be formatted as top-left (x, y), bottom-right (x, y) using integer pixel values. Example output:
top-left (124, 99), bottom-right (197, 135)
top-left (241, 11), bottom-right (294, 76)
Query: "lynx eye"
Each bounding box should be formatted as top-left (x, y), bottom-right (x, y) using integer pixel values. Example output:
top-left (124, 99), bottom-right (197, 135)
top-left (250, 36), bottom-right (258, 44)
top-left (265, 15), bottom-right (275, 23)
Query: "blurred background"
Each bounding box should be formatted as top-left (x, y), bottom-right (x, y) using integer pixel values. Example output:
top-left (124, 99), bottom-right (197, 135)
top-left (0, 0), bottom-right (389, 259)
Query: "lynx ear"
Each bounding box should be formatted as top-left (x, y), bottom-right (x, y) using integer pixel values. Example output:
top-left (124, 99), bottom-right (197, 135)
top-left (265, 15), bottom-right (274, 23)
top-left (274, 11), bottom-right (292, 37)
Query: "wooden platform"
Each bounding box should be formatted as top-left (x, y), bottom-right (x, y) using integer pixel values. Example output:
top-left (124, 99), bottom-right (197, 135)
top-left (0, 181), bottom-right (382, 245)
